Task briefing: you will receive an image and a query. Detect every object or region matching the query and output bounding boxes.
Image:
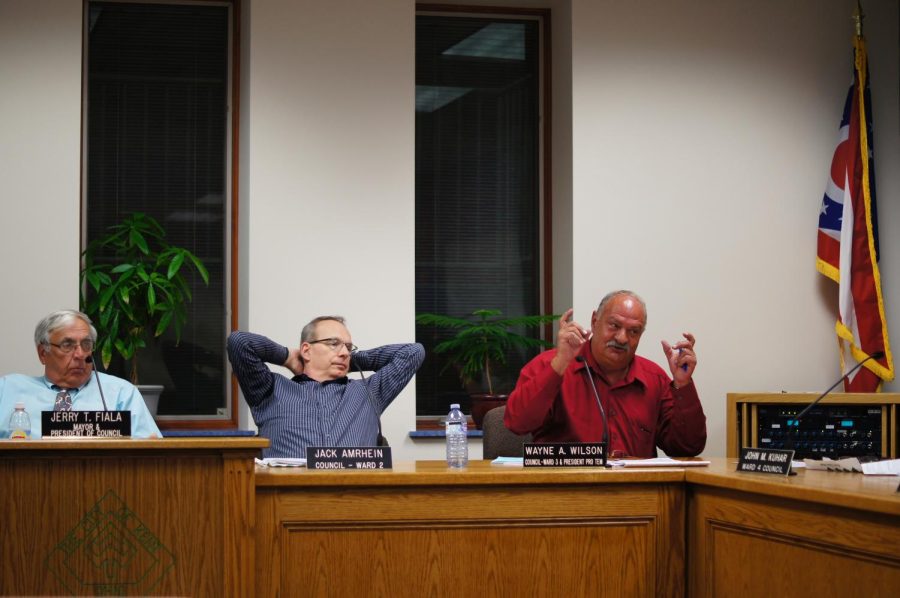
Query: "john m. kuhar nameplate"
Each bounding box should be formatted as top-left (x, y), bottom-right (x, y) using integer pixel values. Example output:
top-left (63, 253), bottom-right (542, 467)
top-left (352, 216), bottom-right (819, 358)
top-left (42, 411), bottom-right (131, 438)
top-left (306, 446), bottom-right (392, 470)
top-left (737, 447), bottom-right (794, 476)
top-left (523, 442), bottom-right (606, 468)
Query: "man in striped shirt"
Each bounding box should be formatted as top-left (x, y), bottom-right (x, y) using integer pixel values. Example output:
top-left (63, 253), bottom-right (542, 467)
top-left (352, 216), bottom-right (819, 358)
top-left (227, 316), bottom-right (424, 458)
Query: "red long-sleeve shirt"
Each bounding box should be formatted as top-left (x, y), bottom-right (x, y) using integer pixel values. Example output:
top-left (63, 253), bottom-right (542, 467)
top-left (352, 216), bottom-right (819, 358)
top-left (504, 344), bottom-right (707, 457)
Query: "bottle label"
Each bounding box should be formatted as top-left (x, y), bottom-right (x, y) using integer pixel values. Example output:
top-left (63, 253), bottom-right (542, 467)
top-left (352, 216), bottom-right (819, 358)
top-left (10, 429), bottom-right (28, 440)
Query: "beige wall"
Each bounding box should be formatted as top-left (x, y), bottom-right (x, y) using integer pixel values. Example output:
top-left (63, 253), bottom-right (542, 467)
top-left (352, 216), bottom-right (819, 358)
top-left (1, 0), bottom-right (897, 460)
top-left (571, 0), bottom-right (900, 456)
top-left (0, 0), bottom-right (83, 374)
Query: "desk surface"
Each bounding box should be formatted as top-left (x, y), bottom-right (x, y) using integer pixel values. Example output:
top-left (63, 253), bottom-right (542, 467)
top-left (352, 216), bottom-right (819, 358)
top-left (688, 458), bottom-right (900, 516)
top-left (257, 457), bottom-right (900, 515)
top-left (255, 457), bottom-right (687, 486)
top-left (0, 437), bottom-right (268, 452)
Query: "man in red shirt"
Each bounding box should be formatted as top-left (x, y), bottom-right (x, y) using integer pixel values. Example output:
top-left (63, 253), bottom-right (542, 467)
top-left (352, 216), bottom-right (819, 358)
top-left (504, 290), bottom-right (706, 457)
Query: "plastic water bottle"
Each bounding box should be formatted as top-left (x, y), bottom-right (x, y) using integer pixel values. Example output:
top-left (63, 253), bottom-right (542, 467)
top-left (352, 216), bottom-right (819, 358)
top-left (8, 403), bottom-right (31, 440)
top-left (445, 403), bottom-right (468, 468)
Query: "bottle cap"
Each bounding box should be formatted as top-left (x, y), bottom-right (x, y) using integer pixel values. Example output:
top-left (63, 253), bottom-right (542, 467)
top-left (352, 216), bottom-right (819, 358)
top-left (15, 402), bottom-right (25, 410)
top-left (450, 403), bottom-right (460, 409)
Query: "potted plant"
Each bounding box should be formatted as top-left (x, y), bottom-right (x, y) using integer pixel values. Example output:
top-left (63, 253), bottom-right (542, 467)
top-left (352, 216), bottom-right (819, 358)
top-left (415, 309), bottom-right (558, 428)
top-left (80, 212), bottom-right (209, 415)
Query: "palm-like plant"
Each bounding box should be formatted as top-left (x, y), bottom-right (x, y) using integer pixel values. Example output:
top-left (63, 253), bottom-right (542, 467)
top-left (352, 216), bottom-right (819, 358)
top-left (80, 212), bottom-right (209, 384)
top-left (416, 309), bottom-right (559, 395)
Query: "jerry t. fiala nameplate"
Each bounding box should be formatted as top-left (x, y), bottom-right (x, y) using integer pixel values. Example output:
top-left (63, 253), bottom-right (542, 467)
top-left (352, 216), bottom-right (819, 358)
top-left (523, 442), bottom-right (606, 467)
top-left (42, 411), bottom-right (131, 438)
top-left (306, 446), bottom-right (392, 470)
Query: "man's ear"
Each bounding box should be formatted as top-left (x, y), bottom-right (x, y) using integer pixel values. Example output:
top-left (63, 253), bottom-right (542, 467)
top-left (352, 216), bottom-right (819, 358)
top-left (590, 310), bottom-right (599, 329)
top-left (36, 343), bottom-right (48, 365)
top-left (299, 342), bottom-right (312, 362)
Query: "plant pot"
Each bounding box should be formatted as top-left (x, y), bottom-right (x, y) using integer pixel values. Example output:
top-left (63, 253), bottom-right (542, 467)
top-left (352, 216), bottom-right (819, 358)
top-left (137, 385), bottom-right (164, 418)
top-left (470, 393), bottom-right (509, 430)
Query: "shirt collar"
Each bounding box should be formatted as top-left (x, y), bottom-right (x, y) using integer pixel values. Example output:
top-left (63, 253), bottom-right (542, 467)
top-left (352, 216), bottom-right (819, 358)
top-left (43, 375), bottom-right (91, 393)
top-left (292, 373), bottom-right (348, 385)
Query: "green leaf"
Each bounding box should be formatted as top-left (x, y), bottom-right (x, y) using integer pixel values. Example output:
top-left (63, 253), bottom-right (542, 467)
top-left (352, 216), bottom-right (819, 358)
top-left (110, 263), bottom-right (135, 274)
top-left (167, 252), bottom-right (185, 279)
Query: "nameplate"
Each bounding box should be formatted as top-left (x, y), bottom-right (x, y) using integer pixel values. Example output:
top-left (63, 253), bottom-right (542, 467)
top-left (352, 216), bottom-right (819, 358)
top-left (523, 442), bottom-right (606, 468)
top-left (42, 411), bottom-right (131, 438)
top-left (306, 446), bottom-right (392, 470)
top-left (737, 447), bottom-right (794, 476)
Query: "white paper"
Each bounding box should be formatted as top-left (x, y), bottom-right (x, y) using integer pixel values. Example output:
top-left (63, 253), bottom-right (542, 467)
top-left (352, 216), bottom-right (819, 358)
top-left (861, 458), bottom-right (900, 476)
top-left (803, 457), bottom-right (862, 472)
top-left (609, 457), bottom-right (710, 468)
top-left (255, 457), bottom-right (307, 467)
top-left (491, 457), bottom-right (523, 466)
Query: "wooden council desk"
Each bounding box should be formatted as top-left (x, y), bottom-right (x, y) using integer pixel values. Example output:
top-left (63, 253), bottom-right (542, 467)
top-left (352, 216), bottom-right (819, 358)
top-left (0, 438), bottom-right (267, 596)
top-left (2, 441), bottom-right (898, 597)
top-left (256, 459), bottom-right (900, 598)
top-left (256, 460), bottom-right (687, 596)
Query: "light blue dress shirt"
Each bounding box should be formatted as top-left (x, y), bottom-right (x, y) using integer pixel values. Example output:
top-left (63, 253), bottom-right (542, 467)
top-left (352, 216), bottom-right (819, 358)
top-left (0, 372), bottom-right (161, 438)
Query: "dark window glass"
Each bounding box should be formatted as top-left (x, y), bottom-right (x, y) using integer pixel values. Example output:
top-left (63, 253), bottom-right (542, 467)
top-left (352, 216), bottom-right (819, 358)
top-left (85, 1), bottom-right (230, 417)
top-left (415, 14), bottom-right (542, 416)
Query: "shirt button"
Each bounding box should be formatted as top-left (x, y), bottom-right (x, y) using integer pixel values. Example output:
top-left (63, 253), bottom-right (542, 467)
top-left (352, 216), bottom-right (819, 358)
top-left (610, 410), bottom-right (617, 417)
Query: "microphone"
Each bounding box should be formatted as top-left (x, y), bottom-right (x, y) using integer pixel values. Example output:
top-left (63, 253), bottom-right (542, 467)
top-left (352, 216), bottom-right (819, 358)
top-left (575, 356), bottom-right (610, 467)
top-left (787, 351), bottom-right (885, 451)
top-left (85, 355), bottom-right (109, 411)
top-left (353, 360), bottom-right (388, 447)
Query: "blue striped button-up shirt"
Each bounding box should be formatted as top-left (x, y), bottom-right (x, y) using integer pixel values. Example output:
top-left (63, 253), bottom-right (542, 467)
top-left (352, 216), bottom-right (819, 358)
top-left (227, 331), bottom-right (424, 458)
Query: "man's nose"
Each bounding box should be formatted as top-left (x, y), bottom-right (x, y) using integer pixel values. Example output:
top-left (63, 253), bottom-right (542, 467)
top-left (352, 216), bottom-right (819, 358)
top-left (615, 328), bottom-right (629, 343)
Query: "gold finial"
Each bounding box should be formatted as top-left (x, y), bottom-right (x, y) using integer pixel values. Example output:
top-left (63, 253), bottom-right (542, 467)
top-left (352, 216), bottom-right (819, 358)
top-left (852, 0), bottom-right (864, 37)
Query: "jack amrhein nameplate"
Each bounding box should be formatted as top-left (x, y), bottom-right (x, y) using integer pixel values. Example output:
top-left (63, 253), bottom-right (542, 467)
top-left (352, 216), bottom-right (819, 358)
top-left (306, 446), bottom-right (392, 470)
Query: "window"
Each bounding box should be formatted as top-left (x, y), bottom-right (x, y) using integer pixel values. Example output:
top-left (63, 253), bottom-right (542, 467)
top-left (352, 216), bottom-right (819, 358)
top-left (83, 1), bottom-right (236, 423)
top-left (415, 10), bottom-right (549, 417)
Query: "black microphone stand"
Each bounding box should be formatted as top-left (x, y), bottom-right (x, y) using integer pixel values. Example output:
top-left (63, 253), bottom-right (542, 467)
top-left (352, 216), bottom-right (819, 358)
top-left (786, 351), bottom-right (884, 454)
top-left (85, 355), bottom-right (109, 411)
top-left (576, 357), bottom-right (610, 468)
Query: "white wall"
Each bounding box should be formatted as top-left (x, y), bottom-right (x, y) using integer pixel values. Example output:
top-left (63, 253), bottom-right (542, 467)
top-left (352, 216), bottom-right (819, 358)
top-left (0, 0), bottom-right (83, 376)
top-left (1, 0), bottom-right (897, 461)
top-left (571, 0), bottom-right (900, 457)
top-left (238, 0), bottom-right (439, 456)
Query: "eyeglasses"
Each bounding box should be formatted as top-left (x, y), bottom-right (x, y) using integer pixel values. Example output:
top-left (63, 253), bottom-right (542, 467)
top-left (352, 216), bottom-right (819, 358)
top-left (46, 339), bottom-right (95, 353)
top-left (308, 338), bottom-right (357, 353)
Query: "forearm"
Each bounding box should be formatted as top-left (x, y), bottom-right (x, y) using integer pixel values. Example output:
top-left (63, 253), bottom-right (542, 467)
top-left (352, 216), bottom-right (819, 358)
top-left (351, 344), bottom-right (420, 372)
top-left (656, 381), bottom-right (707, 457)
top-left (504, 355), bottom-right (562, 435)
top-left (226, 331), bottom-right (289, 405)
top-left (353, 344), bottom-right (425, 410)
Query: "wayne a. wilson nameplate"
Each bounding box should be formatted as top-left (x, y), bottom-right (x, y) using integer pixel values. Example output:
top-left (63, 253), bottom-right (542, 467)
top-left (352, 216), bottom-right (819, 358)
top-left (737, 447), bottom-right (794, 476)
top-left (42, 411), bottom-right (131, 438)
top-left (306, 446), bottom-right (392, 470)
top-left (523, 442), bottom-right (606, 468)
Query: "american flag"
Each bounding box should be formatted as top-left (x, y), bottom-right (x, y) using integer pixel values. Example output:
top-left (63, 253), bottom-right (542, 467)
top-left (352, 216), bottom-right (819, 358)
top-left (816, 34), bottom-right (893, 391)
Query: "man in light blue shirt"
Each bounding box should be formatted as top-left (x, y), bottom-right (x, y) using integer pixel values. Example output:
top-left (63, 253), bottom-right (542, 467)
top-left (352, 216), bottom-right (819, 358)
top-left (0, 310), bottom-right (160, 438)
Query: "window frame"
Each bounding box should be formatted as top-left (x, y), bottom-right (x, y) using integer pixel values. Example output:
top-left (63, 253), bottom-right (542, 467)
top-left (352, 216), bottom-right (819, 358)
top-left (79, 0), bottom-right (242, 429)
top-left (414, 4), bottom-right (553, 424)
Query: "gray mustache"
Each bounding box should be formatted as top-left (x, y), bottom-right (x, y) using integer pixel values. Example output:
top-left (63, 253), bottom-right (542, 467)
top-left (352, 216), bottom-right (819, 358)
top-left (606, 340), bottom-right (629, 351)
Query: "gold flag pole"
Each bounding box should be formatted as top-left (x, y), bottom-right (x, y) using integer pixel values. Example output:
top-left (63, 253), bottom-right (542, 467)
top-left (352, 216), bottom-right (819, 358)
top-left (852, 0), bottom-right (864, 37)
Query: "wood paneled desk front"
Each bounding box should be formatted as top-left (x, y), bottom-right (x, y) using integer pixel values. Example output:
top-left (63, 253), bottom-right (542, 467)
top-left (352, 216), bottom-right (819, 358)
top-left (0, 438), bottom-right (267, 596)
top-left (3, 441), bottom-right (898, 597)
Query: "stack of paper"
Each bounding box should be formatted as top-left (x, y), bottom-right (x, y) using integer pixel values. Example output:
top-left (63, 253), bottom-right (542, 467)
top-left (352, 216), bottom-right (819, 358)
top-left (255, 457), bottom-right (307, 467)
top-left (802, 457), bottom-right (900, 475)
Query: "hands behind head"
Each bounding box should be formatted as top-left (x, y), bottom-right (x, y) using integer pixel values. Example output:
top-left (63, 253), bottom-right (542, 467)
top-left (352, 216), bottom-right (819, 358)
top-left (284, 347), bottom-right (305, 376)
top-left (661, 333), bottom-right (696, 388)
top-left (550, 308), bottom-right (591, 375)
